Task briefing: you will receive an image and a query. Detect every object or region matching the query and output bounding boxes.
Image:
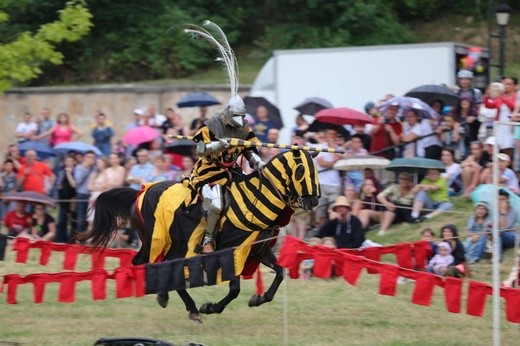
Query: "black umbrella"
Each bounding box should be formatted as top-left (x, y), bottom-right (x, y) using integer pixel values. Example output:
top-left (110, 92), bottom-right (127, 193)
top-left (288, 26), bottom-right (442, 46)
top-left (306, 120), bottom-right (350, 139)
top-left (2, 191), bottom-right (56, 207)
top-left (294, 97), bottom-right (333, 115)
top-left (177, 92), bottom-right (221, 108)
top-left (164, 139), bottom-right (197, 156)
top-left (404, 84), bottom-right (459, 107)
top-left (243, 96), bottom-right (283, 129)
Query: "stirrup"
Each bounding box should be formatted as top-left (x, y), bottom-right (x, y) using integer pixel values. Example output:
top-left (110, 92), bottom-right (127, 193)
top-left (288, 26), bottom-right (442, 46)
top-left (195, 236), bottom-right (215, 254)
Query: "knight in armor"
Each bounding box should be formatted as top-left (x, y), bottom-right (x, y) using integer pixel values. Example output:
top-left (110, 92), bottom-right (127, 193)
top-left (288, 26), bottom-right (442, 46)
top-left (184, 21), bottom-right (265, 253)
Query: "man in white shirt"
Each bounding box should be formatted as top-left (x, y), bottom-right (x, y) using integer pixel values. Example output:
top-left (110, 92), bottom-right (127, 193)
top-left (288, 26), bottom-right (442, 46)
top-left (15, 112), bottom-right (38, 143)
top-left (145, 105), bottom-right (167, 128)
top-left (314, 129), bottom-right (342, 226)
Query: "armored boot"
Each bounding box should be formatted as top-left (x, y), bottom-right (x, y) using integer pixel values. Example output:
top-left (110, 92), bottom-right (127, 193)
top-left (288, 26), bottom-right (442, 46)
top-left (200, 184), bottom-right (223, 253)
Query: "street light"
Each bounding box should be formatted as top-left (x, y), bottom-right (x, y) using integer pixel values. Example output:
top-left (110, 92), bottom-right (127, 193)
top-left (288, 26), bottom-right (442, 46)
top-left (495, 3), bottom-right (511, 77)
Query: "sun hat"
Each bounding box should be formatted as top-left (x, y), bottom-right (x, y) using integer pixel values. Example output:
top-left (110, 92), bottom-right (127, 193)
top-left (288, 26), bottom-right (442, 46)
top-left (133, 108), bottom-right (145, 116)
top-left (497, 153), bottom-right (511, 161)
top-left (330, 195), bottom-right (351, 212)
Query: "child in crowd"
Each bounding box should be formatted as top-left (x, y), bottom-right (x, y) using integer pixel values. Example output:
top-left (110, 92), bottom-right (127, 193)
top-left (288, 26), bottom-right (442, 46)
top-left (463, 202), bottom-right (491, 264)
top-left (428, 241), bottom-right (454, 276)
top-left (421, 228), bottom-right (437, 261)
top-left (299, 237), bottom-right (336, 280)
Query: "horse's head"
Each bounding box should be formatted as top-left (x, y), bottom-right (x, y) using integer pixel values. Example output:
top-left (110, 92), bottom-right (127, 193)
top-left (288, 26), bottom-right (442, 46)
top-left (264, 148), bottom-right (320, 211)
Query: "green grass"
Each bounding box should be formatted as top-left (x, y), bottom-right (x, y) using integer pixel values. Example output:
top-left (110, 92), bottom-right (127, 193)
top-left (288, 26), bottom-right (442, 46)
top-left (0, 196), bottom-right (519, 345)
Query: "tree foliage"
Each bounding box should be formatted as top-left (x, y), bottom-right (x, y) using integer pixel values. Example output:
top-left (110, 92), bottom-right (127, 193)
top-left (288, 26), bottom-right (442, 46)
top-left (0, 0), bottom-right (514, 87)
top-left (0, 0), bottom-right (92, 92)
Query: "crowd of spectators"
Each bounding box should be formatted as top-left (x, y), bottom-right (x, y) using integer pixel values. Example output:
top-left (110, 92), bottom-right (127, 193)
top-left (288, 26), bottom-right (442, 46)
top-left (1, 71), bottom-right (519, 282)
top-left (284, 71), bottom-right (520, 280)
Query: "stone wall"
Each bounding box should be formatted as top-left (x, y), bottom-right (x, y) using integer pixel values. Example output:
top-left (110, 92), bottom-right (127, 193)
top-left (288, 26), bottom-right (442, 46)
top-left (0, 84), bottom-right (250, 153)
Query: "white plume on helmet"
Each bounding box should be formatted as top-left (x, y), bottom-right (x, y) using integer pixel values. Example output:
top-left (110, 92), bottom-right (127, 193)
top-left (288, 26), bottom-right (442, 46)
top-left (184, 21), bottom-right (246, 127)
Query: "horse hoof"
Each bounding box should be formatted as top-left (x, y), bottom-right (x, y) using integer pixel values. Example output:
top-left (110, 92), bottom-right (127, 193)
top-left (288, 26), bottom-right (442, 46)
top-left (156, 294), bottom-right (168, 308)
top-left (200, 303), bottom-right (211, 314)
top-left (248, 295), bottom-right (261, 307)
top-left (189, 313), bottom-right (202, 323)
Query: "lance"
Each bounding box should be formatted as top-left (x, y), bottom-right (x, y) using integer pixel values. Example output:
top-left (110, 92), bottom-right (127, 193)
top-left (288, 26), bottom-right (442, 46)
top-left (169, 135), bottom-right (344, 154)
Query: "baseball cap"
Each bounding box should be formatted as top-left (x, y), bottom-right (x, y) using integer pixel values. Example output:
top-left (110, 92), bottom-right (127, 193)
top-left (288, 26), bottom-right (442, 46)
top-left (497, 153), bottom-right (511, 161)
top-left (457, 69), bottom-right (474, 79)
top-left (485, 137), bottom-right (496, 146)
top-left (133, 108), bottom-right (145, 116)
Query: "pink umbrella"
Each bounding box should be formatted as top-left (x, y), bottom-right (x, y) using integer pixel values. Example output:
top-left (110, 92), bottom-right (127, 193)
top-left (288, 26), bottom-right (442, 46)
top-left (122, 126), bottom-right (160, 145)
top-left (315, 107), bottom-right (373, 126)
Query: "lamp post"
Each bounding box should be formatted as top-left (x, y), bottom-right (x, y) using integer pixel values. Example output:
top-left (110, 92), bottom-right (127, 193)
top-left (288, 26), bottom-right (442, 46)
top-left (495, 3), bottom-right (511, 77)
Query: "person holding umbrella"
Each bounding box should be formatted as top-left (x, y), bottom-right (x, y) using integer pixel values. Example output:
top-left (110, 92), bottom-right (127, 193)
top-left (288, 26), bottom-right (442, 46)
top-left (376, 172), bottom-right (416, 236)
top-left (370, 103), bottom-right (402, 159)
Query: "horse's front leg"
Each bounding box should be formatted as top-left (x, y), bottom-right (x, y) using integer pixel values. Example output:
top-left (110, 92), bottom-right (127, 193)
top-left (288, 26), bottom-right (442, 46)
top-left (177, 289), bottom-right (202, 323)
top-left (249, 247), bottom-right (284, 307)
top-left (199, 277), bottom-right (240, 315)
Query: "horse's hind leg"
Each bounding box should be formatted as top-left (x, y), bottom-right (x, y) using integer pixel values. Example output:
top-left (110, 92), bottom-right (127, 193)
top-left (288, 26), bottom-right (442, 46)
top-left (177, 289), bottom-right (202, 323)
top-left (199, 277), bottom-right (240, 315)
top-left (156, 292), bottom-right (169, 308)
top-left (249, 247), bottom-right (285, 307)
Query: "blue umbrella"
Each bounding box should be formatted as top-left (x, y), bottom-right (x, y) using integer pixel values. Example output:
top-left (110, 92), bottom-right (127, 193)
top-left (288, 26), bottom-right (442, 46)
top-left (18, 141), bottom-right (56, 160)
top-left (52, 141), bottom-right (103, 156)
top-left (177, 92), bottom-right (221, 108)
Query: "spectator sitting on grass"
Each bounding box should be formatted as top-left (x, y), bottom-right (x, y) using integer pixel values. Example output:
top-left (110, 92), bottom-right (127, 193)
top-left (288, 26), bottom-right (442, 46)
top-left (376, 172), bottom-right (415, 236)
top-left (317, 195), bottom-right (365, 249)
top-left (428, 241), bottom-right (454, 276)
top-left (496, 189), bottom-right (518, 262)
top-left (460, 140), bottom-right (489, 197)
top-left (463, 202), bottom-right (491, 264)
top-left (352, 178), bottom-right (382, 231)
top-left (484, 153), bottom-right (519, 193)
top-left (420, 228), bottom-right (437, 262)
top-left (409, 168), bottom-right (452, 223)
top-left (440, 224), bottom-right (466, 278)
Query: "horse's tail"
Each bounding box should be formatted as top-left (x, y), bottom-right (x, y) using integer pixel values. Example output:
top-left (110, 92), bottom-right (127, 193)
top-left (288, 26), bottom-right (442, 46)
top-left (78, 187), bottom-right (139, 249)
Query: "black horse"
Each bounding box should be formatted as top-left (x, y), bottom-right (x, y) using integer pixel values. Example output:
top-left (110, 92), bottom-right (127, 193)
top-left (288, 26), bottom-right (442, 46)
top-left (81, 149), bottom-right (320, 322)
